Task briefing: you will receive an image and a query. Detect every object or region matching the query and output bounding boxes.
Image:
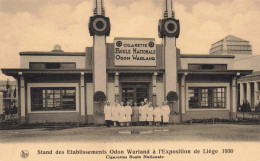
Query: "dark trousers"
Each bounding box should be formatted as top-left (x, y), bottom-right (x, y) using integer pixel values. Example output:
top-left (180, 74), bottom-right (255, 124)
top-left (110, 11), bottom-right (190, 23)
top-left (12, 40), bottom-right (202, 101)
top-left (106, 120), bottom-right (112, 127)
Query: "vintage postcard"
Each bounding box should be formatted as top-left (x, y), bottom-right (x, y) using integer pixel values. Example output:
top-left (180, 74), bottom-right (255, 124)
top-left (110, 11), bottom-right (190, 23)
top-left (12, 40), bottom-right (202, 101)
top-left (0, 0), bottom-right (260, 160)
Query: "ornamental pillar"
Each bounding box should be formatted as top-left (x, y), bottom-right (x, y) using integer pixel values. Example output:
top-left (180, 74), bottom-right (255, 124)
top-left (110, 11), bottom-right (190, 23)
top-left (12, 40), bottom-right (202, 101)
top-left (19, 73), bottom-right (26, 124)
top-left (152, 73), bottom-right (158, 107)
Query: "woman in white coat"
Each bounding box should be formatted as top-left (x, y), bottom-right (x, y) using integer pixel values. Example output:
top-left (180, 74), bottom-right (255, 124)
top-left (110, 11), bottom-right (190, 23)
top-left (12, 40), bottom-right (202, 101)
top-left (111, 100), bottom-right (120, 127)
top-left (162, 101), bottom-right (170, 124)
top-left (125, 102), bottom-right (132, 127)
top-left (146, 102), bottom-right (154, 126)
top-left (119, 102), bottom-right (126, 127)
top-left (104, 101), bottom-right (112, 127)
top-left (139, 102), bottom-right (146, 126)
top-left (153, 104), bottom-right (162, 126)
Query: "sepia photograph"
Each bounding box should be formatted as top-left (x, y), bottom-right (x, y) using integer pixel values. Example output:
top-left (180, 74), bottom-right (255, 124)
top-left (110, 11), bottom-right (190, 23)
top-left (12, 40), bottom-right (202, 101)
top-left (0, 0), bottom-right (260, 160)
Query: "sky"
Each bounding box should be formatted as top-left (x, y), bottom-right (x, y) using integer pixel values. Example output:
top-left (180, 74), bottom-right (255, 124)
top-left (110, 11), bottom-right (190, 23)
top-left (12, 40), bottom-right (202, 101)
top-left (0, 0), bottom-right (260, 80)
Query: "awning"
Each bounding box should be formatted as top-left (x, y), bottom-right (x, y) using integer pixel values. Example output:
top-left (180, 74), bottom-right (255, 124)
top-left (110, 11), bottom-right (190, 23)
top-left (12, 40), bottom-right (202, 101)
top-left (178, 69), bottom-right (253, 76)
top-left (1, 69), bottom-right (92, 77)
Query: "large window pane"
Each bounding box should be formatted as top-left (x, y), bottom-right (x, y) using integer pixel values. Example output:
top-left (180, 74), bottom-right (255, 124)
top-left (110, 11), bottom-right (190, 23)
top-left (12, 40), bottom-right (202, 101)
top-left (31, 87), bottom-right (76, 111)
top-left (188, 87), bottom-right (226, 109)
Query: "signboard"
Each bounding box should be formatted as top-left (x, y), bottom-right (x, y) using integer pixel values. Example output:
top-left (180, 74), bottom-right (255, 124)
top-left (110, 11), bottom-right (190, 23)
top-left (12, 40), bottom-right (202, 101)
top-left (114, 38), bottom-right (156, 66)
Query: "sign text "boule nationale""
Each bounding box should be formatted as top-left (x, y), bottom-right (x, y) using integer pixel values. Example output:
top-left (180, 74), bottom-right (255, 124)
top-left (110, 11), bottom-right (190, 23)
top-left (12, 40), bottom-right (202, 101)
top-left (114, 38), bottom-right (156, 66)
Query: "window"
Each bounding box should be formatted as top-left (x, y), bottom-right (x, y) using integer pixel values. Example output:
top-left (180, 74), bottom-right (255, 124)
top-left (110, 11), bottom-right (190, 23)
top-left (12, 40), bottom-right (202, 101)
top-left (122, 84), bottom-right (149, 106)
top-left (29, 62), bottom-right (76, 70)
top-left (188, 64), bottom-right (227, 71)
top-left (45, 63), bottom-right (60, 69)
top-left (188, 87), bottom-right (226, 109)
top-left (31, 87), bottom-right (76, 111)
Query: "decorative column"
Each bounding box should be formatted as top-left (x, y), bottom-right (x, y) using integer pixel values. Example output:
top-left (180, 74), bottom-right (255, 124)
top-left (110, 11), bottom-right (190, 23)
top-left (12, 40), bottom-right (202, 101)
top-left (246, 82), bottom-right (251, 106)
top-left (80, 72), bottom-right (86, 123)
top-left (93, 36), bottom-right (107, 94)
top-left (180, 73), bottom-right (187, 122)
top-left (152, 73), bottom-right (158, 106)
top-left (164, 38), bottom-right (177, 95)
top-left (230, 76), bottom-right (237, 119)
top-left (19, 72), bottom-right (26, 124)
top-left (240, 83), bottom-right (244, 105)
top-left (114, 72), bottom-right (119, 101)
top-left (254, 82), bottom-right (259, 106)
top-left (89, 0), bottom-right (110, 124)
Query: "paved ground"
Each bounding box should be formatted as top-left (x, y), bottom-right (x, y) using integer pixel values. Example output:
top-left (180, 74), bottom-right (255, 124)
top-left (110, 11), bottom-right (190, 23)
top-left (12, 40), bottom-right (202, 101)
top-left (0, 124), bottom-right (260, 143)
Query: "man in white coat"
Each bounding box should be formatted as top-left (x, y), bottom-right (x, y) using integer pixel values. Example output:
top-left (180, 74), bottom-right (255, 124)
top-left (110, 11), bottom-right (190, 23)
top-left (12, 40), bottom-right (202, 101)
top-left (147, 102), bottom-right (154, 126)
top-left (153, 104), bottom-right (162, 126)
top-left (104, 101), bottom-right (112, 127)
top-left (125, 102), bottom-right (132, 127)
top-left (139, 102), bottom-right (146, 126)
top-left (119, 102), bottom-right (126, 127)
top-left (111, 100), bottom-right (120, 127)
top-left (162, 101), bottom-right (170, 124)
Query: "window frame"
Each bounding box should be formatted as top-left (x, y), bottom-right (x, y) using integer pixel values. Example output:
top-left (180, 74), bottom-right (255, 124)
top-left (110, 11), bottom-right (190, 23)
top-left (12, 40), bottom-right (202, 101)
top-left (31, 87), bottom-right (76, 111)
top-left (27, 83), bottom-right (79, 113)
top-left (186, 83), bottom-right (230, 111)
top-left (188, 87), bottom-right (226, 109)
top-left (188, 64), bottom-right (227, 71)
top-left (29, 62), bottom-right (76, 70)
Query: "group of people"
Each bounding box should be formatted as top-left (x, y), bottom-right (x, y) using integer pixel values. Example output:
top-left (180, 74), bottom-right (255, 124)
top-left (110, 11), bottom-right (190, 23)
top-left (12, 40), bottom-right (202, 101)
top-left (104, 100), bottom-right (170, 127)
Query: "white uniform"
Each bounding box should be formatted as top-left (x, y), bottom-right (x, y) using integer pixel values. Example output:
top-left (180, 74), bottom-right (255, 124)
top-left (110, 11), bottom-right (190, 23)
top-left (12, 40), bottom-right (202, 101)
top-left (139, 105), bottom-right (147, 122)
top-left (162, 105), bottom-right (170, 123)
top-left (146, 107), bottom-right (154, 122)
top-left (125, 106), bottom-right (132, 122)
top-left (111, 103), bottom-right (120, 121)
top-left (119, 106), bottom-right (126, 123)
top-left (104, 105), bottom-right (112, 121)
top-left (153, 107), bottom-right (162, 122)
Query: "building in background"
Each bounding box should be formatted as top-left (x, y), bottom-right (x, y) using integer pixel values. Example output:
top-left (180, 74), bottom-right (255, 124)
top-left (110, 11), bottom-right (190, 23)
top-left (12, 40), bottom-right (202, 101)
top-left (0, 80), bottom-right (17, 116)
top-left (1, 0), bottom-right (252, 124)
top-left (210, 35), bottom-right (260, 108)
top-left (210, 35), bottom-right (252, 58)
top-left (238, 72), bottom-right (260, 108)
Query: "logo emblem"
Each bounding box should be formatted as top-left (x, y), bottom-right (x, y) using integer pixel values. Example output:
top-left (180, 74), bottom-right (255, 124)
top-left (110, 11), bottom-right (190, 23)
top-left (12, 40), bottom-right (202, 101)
top-left (116, 41), bottom-right (122, 47)
top-left (148, 42), bottom-right (154, 48)
top-left (20, 150), bottom-right (29, 159)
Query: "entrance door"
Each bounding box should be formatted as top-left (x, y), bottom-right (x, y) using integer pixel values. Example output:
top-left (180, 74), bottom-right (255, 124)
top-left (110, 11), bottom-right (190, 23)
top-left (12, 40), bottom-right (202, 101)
top-left (122, 83), bottom-right (149, 106)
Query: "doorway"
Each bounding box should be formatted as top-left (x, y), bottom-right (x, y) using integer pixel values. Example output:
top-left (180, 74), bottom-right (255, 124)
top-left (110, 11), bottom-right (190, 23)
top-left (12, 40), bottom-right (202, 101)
top-left (121, 83), bottom-right (149, 106)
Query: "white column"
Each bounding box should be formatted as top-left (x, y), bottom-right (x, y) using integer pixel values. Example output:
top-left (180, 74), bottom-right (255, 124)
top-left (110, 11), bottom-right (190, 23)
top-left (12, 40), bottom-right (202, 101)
top-left (232, 77), bottom-right (237, 113)
top-left (0, 92), bottom-right (3, 115)
top-left (254, 82), bottom-right (259, 106)
top-left (20, 74), bottom-right (26, 122)
top-left (152, 73), bottom-right (158, 106)
top-left (80, 73), bottom-right (85, 119)
top-left (93, 35), bottom-right (107, 94)
top-left (181, 74), bottom-right (186, 114)
top-left (246, 82), bottom-right (251, 105)
top-left (240, 83), bottom-right (244, 105)
top-left (114, 72), bottom-right (119, 101)
top-left (164, 37), bottom-right (177, 95)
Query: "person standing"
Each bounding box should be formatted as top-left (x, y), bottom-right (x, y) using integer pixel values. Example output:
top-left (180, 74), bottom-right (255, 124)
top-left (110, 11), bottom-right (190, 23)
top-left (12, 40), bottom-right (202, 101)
top-left (143, 101), bottom-right (149, 125)
top-left (139, 102), bottom-right (146, 126)
top-left (147, 102), bottom-right (154, 126)
top-left (119, 102), bottom-right (126, 127)
top-left (131, 102), bottom-right (139, 126)
top-left (104, 101), bottom-right (112, 127)
top-left (162, 101), bottom-right (170, 125)
top-left (125, 102), bottom-right (132, 127)
top-left (111, 100), bottom-right (120, 127)
top-left (153, 104), bottom-right (162, 126)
